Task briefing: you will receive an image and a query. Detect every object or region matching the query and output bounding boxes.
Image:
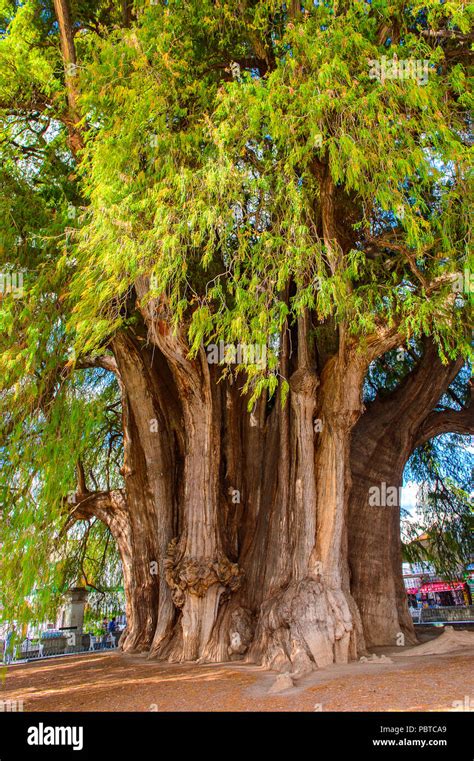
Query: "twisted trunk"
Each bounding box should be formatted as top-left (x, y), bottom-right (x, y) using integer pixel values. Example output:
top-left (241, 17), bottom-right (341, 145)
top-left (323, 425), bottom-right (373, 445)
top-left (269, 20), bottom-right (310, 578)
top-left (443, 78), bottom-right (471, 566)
top-left (134, 280), bottom-right (241, 662)
top-left (246, 330), bottom-right (368, 675)
top-left (113, 334), bottom-right (178, 652)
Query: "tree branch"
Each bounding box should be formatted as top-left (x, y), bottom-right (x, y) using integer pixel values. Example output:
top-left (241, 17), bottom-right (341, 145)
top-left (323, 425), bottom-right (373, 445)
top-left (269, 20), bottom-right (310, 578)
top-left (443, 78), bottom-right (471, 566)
top-left (415, 379), bottom-right (474, 447)
top-left (64, 489), bottom-right (127, 532)
top-left (53, 0), bottom-right (85, 155)
top-left (76, 354), bottom-right (120, 376)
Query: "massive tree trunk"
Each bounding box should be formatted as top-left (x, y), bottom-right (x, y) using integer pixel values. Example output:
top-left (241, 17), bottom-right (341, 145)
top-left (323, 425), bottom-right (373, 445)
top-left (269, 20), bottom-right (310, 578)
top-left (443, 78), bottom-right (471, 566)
top-left (74, 320), bottom-right (459, 673)
top-left (73, 332), bottom-right (471, 670)
top-left (91, 297), bottom-right (376, 672)
top-left (132, 280), bottom-right (242, 663)
top-left (160, 357), bottom-right (241, 663)
top-left (111, 333), bottom-right (178, 653)
top-left (250, 357), bottom-right (363, 674)
top-left (349, 445), bottom-right (415, 648)
top-left (349, 340), bottom-right (467, 647)
top-left (235, 323), bottom-right (371, 675)
top-left (73, 329), bottom-right (179, 653)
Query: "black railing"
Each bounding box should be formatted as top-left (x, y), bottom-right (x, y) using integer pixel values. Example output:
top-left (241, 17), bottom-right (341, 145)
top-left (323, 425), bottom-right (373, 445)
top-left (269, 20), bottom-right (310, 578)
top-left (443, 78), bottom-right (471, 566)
top-left (3, 632), bottom-right (121, 663)
top-left (410, 605), bottom-right (474, 624)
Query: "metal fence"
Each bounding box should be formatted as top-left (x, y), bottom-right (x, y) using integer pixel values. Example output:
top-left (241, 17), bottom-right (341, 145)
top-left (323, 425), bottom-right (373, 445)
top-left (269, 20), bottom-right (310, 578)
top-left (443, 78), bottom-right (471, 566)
top-left (410, 605), bottom-right (474, 624)
top-left (3, 630), bottom-right (121, 664)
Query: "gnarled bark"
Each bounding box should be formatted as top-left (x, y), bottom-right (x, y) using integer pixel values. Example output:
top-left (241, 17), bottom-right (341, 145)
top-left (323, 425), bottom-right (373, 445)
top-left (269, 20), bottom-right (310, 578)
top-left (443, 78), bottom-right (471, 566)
top-left (245, 322), bottom-right (369, 675)
top-left (134, 280), bottom-right (242, 662)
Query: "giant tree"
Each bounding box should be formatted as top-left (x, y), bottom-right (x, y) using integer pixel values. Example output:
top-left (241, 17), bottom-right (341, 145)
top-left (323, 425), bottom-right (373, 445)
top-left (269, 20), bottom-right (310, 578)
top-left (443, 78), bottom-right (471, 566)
top-left (0, 0), bottom-right (472, 674)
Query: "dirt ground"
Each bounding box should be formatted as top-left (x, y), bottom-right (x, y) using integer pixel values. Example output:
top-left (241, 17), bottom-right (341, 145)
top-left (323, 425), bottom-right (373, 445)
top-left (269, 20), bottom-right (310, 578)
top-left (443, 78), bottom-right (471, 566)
top-left (1, 636), bottom-right (473, 712)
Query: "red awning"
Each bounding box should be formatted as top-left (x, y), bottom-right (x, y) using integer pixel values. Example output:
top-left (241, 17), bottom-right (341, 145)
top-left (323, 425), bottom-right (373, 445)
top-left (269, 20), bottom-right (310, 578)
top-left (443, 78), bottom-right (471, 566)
top-left (420, 581), bottom-right (466, 593)
top-left (405, 587), bottom-right (419, 595)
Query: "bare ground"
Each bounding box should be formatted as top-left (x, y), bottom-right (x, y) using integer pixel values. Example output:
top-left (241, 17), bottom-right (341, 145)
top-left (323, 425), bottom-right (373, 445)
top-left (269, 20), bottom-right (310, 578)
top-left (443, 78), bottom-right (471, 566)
top-left (1, 640), bottom-right (473, 712)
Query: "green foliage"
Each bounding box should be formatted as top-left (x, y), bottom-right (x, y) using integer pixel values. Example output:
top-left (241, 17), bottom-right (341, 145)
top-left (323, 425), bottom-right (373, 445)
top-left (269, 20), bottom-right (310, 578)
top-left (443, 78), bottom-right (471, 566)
top-left (0, 0), bottom-right (472, 627)
top-left (67, 0), bottom-right (471, 383)
top-left (0, 370), bottom-right (123, 628)
top-left (0, 1), bottom-right (127, 628)
top-left (402, 431), bottom-right (473, 577)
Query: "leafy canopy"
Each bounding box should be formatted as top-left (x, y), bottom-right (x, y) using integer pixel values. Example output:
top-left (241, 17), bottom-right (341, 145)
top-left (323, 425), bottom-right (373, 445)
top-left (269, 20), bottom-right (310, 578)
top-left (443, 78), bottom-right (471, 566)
top-left (0, 0), bottom-right (472, 626)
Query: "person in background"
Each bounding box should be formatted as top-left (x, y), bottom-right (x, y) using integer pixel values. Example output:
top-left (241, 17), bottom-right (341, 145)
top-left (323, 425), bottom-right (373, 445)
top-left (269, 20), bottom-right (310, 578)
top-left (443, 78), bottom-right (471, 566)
top-left (107, 617), bottom-right (116, 648)
top-left (101, 618), bottom-right (108, 649)
top-left (4, 625), bottom-right (16, 664)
